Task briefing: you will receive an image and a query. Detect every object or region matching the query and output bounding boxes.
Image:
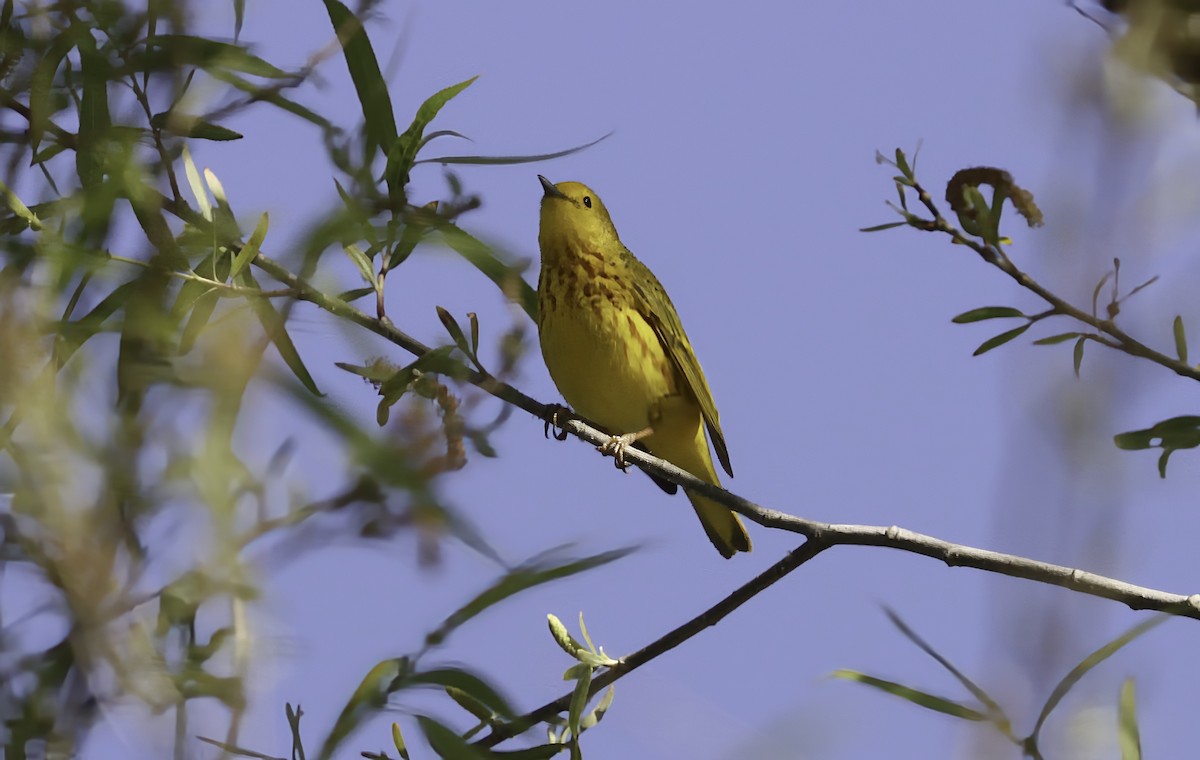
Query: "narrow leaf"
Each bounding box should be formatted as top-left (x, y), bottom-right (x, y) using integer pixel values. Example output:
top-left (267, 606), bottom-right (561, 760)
top-left (425, 548), bottom-right (633, 648)
top-left (1174, 315), bottom-right (1187, 364)
top-left (236, 270), bottom-right (322, 396)
top-left (392, 722), bottom-right (410, 760)
top-left (343, 243), bottom-right (376, 286)
top-left (418, 716), bottom-right (486, 759)
top-left (387, 76), bottom-right (479, 190)
top-left (143, 35), bottom-right (288, 78)
top-left (567, 667), bottom-right (592, 745)
top-left (972, 323), bottom-right (1031, 356)
top-left (407, 668), bottom-right (513, 719)
top-left (1032, 332), bottom-right (1081, 346)
top-left (952, 306), bottom-right (1026, 324)
top-left (831, 670), bottom-right (987, 722)
top-left (229, 212), bottom-right (269, 280)
top-left (321, 0), bottom-right (398, 159)
top-left (859, 221), bottom-right (906, 233)
top-left (414, 132), bottom-right (613, 168)
top-left (1031, 615), bottom-right (1168, 739)
top-left (1119, 679), bottom-right (1141, 760)
top-left (437, 225), bottom-right (537, 320)
top-left (1073, 336), bottom-right (1086, 377)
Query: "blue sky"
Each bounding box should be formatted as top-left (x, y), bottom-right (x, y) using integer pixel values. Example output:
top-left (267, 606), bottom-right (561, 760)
top-left (78, 1), bottom-right (1200, 757)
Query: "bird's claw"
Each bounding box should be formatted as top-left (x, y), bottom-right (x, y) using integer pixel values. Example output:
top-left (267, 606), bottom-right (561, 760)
top-left (598, 435), bottom-right (633, 471)
top-left (542, 404), bottom-right (570, 441)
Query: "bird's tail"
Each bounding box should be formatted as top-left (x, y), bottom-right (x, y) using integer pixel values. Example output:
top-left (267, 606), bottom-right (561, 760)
top-left (646, 415), bottom-right (751, 559)
top-left (686, 490), bottom-right (752, 559)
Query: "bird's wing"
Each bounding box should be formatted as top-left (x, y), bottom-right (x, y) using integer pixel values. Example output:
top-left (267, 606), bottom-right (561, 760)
top-left (626, 250), bottom-right (733, 478)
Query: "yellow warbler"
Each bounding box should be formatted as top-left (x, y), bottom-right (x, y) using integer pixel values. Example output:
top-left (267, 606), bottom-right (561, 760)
top-left (536, 175), bottom-right (750, 558)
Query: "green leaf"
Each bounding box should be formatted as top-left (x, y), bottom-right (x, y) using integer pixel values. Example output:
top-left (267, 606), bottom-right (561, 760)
top-left (233, 0), bottom-right (245, 40)
top-left (548, 614), bottom-right (585, 659)
top-left (951, 306), bottom-right (1026, 324)
top-left (579, 686), bottom-right (614, 731)
top-left (446, 686), bottom-right (499, 724)
top-left (229, 212), bottom-right (269, 280)
top-left (859, 221), bottom-right (906, 233)
top-left (425, 548), bottom-right (634, 649)
top-left (414, 132), bottom-right (613, 168)
top-left (408, 668), bottom-right (514, 719)
top-left (1030, 332), bottom-right (1079, 346)
top-left (567, 666), bottom-right (592, 746)
top-left (181, 144), bottom-right (212, 221)
top-left (29, 29), bottom-right (78, 157)
top-left (392, 722), bottom-right (410, 760)
top-left (418, 716), bottom-right (487, 759)
top-left (386, 76), bottom-right (479, 192)
top-left (883, 608), bottom-right (1011, 735)
top-left (1119, 678), bottom-right (1141, 760)
top-left (236, 269), bottom-right (322, 396)
top-left (343, 243), bottom-right (376, 286)
top-left (142, 35), bottom-right (288, 78)
top-left (1073, 336), bottom-right (1086, 377)
top-left (972, 323), bottom-right (1030, 356)
top-left (208, 68), bottom-right (335, 133)
top-left (894, 147), bottom-right (912, 179)
top-left (150, 111), bottom-right (244, 141)
top-left (1113, 416), bottom-right (1200, 451)
top-left (437, 225), bottom-right (537, 321)
top-left (376, 345), bottom-right (463, 423)
top-left (437, 306), bottom-right (476, 361)
top-left (55, 280), bottom-right (139, 365)
top-left (76, 30), bottom-right (112, 191)
top-left (318, 658), bottom-right (408, 760)
top-left (335, 286), bottom-right (376, 303)
top-left (1174, 315), bottom-right (1187, 364)
top-left (831, 670), bottom-right (987, 721)
top-left (0, 178), bottom-right (42, 231)
top-left (321, 0), bottom-right (397, 160)
top-left (1031, 615), bottom-right (1168, 740)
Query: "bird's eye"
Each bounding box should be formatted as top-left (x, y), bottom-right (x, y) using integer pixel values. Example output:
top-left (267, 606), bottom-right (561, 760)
top-left (582, 196), bottom-right (592, 208)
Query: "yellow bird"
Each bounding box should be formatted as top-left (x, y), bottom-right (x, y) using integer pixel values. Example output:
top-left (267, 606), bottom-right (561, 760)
top-left (536, 175), bottom-right (751, 558)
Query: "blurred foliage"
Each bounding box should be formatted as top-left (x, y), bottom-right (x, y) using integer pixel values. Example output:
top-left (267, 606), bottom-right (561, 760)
top-left (0, 0), bottom-right (612, 757)
top-left (835, 610), bottom-right (1167, 760)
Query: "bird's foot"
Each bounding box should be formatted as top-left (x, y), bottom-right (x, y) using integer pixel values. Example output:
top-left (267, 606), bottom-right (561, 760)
top-left (542, 403), bottom-right (571, 441)
top-left (598, 427), bottom-right (654, 471)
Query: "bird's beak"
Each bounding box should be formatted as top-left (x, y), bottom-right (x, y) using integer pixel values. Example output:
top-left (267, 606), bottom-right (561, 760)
top-left (539, 175), bottom-right (568, 200)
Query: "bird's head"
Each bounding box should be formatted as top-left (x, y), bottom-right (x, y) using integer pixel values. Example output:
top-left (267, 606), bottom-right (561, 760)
top-left (538, 176), bottom-right (620, 254)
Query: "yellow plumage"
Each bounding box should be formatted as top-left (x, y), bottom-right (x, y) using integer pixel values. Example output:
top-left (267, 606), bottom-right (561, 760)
top-left (536, 176), bottom-right (751, 558)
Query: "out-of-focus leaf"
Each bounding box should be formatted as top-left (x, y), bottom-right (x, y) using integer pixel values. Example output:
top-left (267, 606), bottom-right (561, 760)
top-left (376, 345), bottom-right (463, 424)
top-left (321, 0), bottom-right (397, 159)
top-left (335, 286), bottom-right (375, 303)
top-left (230, 212), bottom-right (269, 280)
top-left (424, 548), bottom-right (633, 648)
top-left (233, 0), bottom-right (245, 40)
top-left (196, 736), bottom-right (285, 760)
top-left (29, 29), bottom-right (78, 156)
top-left (972, 323), bottom-right (1030, 356)
top-left (1174, 315), bottom-right (1187, 364)
top-left (208, 68), bottom-right (335, 133)
top-left (236, 269), bottom-right (322, 396)
top-left (392, 721), bottom-right (410, 759)
top-left (386, 76), bottom-right (478, 191)
top-left (831, 670), bottom-right (987, 721)
top-left (438, 225), bottom-right (536, 320)
top-left (150, 111), bottom-right (244, 141)
top-left (1119, 678), bottom-right (1141, 760)
top-left (951, 306), bottom-right (1026, 324)
top-left (0, 178), bottom-right (41, 231)
top-left (318, 657), bottom-right (408, 760)
top-left (447, 686), bottom-right (498, 724)
top-left (76, 28), bottom-right (113, 240)
top-left (418, 716), bottom-right (486, 759)
top-left (1031, 615), bottom-right (1167, 740)
top-left (55, 279), bottom-right (138, 365)
top-left (408, 668), bottom-right (514, 719)
top-left (884, 608), bottom-right (1010, 734)
top-left (182, 144), bottom-right (212, 221)
top-left (141, 35), bottom-right (288, 78)
top-left (415, 132), bottom-right (612, 168)
top-left (1073, 336), bottom-right (1086, 377)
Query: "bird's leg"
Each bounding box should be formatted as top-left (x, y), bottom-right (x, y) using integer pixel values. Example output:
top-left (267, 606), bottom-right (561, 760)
top-left (542, 403), bottom-right (571, 441)
top-left (598, 427), bottom-right (655, 471)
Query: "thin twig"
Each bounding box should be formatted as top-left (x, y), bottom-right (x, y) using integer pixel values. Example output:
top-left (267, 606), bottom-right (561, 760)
top-left (475, 540), bottom-right (829, 747)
